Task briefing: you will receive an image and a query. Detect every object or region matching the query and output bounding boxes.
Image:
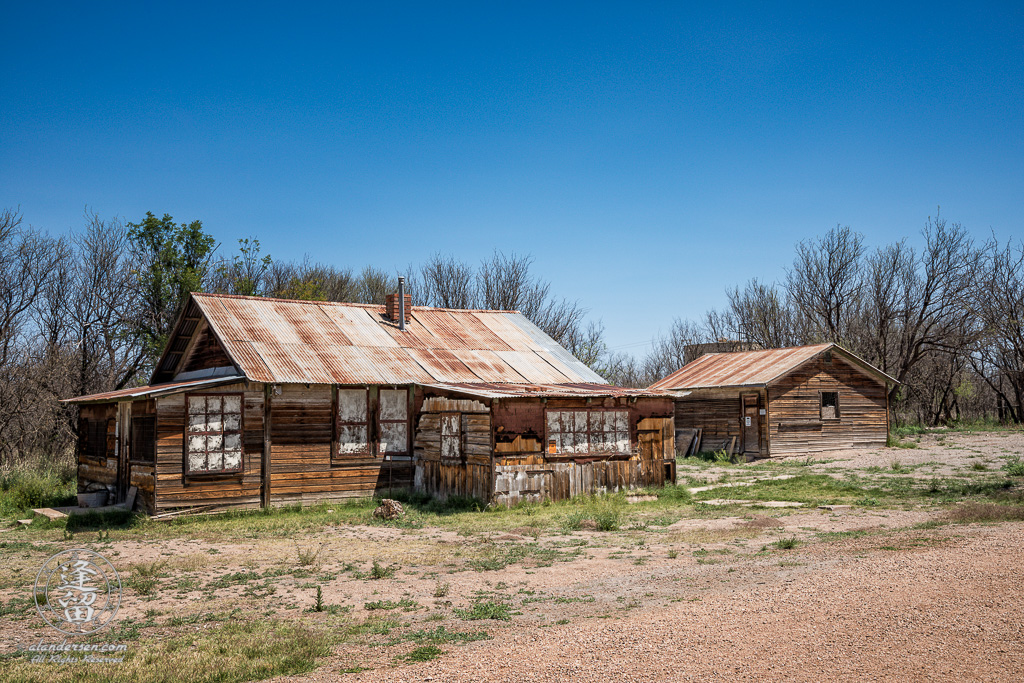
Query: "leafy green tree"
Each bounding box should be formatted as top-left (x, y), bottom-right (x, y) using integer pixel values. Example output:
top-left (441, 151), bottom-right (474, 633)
top-left (127, 212), bottom-right (216, 365)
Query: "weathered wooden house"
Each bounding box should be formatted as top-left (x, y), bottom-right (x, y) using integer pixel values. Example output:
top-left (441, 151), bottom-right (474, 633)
top-left (649, 343), bottom-right (897, 458)
top-left (66, 289), bottom-right (674, 514)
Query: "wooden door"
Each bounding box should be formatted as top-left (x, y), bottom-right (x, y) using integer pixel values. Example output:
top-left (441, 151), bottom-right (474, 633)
top-left (741, 393), bottom-right (760, 455)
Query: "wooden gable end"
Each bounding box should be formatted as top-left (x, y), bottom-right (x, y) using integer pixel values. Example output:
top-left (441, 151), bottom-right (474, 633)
top-left (151, 298), bottom-right (235, 384)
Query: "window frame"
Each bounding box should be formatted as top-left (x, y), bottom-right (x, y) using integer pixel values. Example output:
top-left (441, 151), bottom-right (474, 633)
top-left (545, 408), bottom-right (631, 456)
top-left (130, 415), bottom-right (157, 465)
top-left (79, 417), bottom-right (110, 463)
top-left (334, 387), bottom-right (372, 459)
top-left (377, 387), bottom-right (410, 457)
top-left (440, 412), bottom-right (463, 463)
top-left (820, 391), bottom-right (840, 421)
top-left (184, 392), bottom-right (245, 477)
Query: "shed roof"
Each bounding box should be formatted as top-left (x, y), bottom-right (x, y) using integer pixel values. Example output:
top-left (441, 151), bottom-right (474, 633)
top-left (648, 343), bottom-right (898, 391)
top-left (62, 375), bottom-right (247, 404)
top-left (181, 293), bottom-right (606, 386)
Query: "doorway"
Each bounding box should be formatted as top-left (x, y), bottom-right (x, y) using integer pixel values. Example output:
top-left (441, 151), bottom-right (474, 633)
top-left (741, 393), bottom-right (760, 455)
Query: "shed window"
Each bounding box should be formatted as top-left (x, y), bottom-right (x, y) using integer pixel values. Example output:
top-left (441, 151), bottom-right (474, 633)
top-left (378, 389), bottom-right (409, 455)
top-left (820, 392), bottom-right (840, 420)
top-left (440, 413), bottom-right (462, 461)
top-left (337, 388), bottom-right (370, 455)
top-left (80, 419), bottom-right (108, 461)
top-left (186, 394), bottom-right (243, 474)
top-left (131, 415), bottom-right (156, 463)
top-left (546, 410), bottom-right (629, 455)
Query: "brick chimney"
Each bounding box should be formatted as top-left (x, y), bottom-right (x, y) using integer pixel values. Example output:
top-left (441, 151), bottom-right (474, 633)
top-left (385, 277), bottom-right (411, 329)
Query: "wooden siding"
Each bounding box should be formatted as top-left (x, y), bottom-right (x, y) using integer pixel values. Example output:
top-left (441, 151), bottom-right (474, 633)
top-left (414, 397), bottom-right (493, 501)
top-left (674, 388), bottom-right (769, 457)
top-left (767, 355), bottom-right (888, 455)
top-left (128, 399), bottom-right (157, 513)
top-left (154, 383), bottom-right (264, 512)
top-left (179, 324), bottom-right (235, 375)
top-left (270, 384), bottom-right (412, 504)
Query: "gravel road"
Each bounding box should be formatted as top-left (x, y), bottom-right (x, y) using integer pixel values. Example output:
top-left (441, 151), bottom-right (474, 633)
top-left (304, 521), bottom-right (1023, 683)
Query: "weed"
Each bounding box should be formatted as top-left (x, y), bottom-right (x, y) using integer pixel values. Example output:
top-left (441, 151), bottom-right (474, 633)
top-left (402, 645), bottom-right (444, 663)
top-left (433, 581), bottom-right (451, 598)
top-left (313, 585), bottom-right (324, 612)
top-left (454, 599), bottom-right (515, 621)
top-left (296, 543), bottom-right (323, 567)
top-left (774, 537), bottom-right (798, 550)
top-left (369, 560), bottom-right (398, 580)
top-left (364, 598), bottom-right (418, 611)
top-left (667, 549), bottom-right (678, 559)
top-left (943, 502), bottom-right (1024, 524)
top-left (1003, 456), bottom-right (1024, 477)
top-left (393, 626), bottom-right (490, 645)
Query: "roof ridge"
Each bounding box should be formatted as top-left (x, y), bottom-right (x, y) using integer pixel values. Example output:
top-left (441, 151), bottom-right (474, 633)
top-left (192, 292), bottom-right (521, 314)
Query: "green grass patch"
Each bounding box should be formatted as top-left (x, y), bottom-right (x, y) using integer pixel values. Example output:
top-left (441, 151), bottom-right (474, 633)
top-left (453, 599), bottom-right (515, 621)
top-left (401, 645), bottom-right (444, 663)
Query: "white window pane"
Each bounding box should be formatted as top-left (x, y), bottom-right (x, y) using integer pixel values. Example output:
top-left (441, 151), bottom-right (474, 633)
top-left (207, 451), bottom-right (225, 471)
top-left (614, 411), bottom-right (628, 431)
top-left (338, 389), bottom-right (367, 423)
top-left (574, 411), bottom-right (588, 432)
top-left (206, 416), bottom-right (223, 433)
top-left (223, 450), bottom-right (242, 470)
top-left (188, 434), bottom-right (206, 453)
top-left (380, 389), bottom-right (407, 421)
top-left (547, 411), bottom-right (561, 434)
top-left (592, 433), bottom-right (612, 453)
top-left (223, 396), bottom-right (241, 413)
top-left (206, 434), bottom-right (223, 452)
top-left (573, 431), bottom-right (588, 454)
top-left (224, 413), bottom-right (241, 431)
top-left (188, 414), bottom-right (206, 432)
top-left (207, 396), bottom-right (223, 414)
top-left (616, 433), bottom-right (630, 452)
top-left (379, 422), bottom-right (407, 454)
top-left (441, 436), bottom-right (459, 459)
top-left (224, 433), bottom-right (241, 451)
top-left (441, 414), bottom-right (459, 438)
top-left (188, 396), bottom-right (205, 415)
top-left (338, 424), bottom-right (368, 454)
top-left (188, 452), bottom-right (207, 471)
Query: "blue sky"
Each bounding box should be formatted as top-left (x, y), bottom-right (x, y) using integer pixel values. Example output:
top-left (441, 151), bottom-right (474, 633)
top-left (2, 2), bottom-right (1021, 353)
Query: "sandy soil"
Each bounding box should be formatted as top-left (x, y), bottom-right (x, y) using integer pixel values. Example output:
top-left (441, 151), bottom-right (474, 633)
top-left (1, 431), bottom-right (1021, 681)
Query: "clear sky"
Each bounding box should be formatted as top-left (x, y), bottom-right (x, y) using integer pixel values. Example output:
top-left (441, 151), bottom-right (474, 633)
top-left (2, 2), bottom-right (1021, 353)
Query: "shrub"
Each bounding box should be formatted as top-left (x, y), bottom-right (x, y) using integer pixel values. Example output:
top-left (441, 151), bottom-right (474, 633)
top-left (1003, 456), bottom-right (1024, 477)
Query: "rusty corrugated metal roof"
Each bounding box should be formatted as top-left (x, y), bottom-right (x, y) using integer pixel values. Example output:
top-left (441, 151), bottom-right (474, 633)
top-left (422, 382), bottom-right (671, 399)
top-left (648, 343), bottom-right (898, 391)
top-left (64, 375), bottom-right (247, 404)
top-left (189, 293), bottom-right (608, 387)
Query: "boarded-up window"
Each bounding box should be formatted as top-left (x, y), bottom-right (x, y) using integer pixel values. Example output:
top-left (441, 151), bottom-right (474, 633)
top-left (337, 388), bottom-right (370, 455)
top-left (186, 394), bottom-right (243, 474)
top-left (378, 389), bottom-right (409, 455)
top-left (131, 415), bottom-right (156, 463)
top-left (81, 419), bottom-right (108, 461)
top-left (546, 410), bottom-right (629, 455)
top-left (440, 413), bottom-right (462, 461)
top-left (821, 392), bottom-right (840, 420)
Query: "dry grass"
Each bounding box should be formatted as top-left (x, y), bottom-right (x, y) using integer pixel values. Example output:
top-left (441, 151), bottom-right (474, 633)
top-left (943, 502), bottom-right (1024, 524)
top-left (663, 527), bottom-right (761, 545)
top-left (738, 515), bottom-right (784, 529)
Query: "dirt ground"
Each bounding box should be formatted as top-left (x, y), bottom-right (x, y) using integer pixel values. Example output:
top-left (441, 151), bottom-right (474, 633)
top-left (1, 430), bottom-right (1022, 682)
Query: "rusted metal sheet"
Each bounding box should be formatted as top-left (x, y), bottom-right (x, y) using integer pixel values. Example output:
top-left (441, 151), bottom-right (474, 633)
top-left (494, 350), bottom-right (574, 384)
top-left (649, 343), bottom-right (896, 391)
top-left (422, 382), bottom-right (670, 399)
top-left (179, 293), bottom-right (613, 388)
top-left (63, 376), bottom-right (247, 404)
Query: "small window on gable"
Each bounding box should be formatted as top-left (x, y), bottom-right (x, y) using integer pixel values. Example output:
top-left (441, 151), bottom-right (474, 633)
top-left (378, 389), bottom-right (409, 455)
top-left (186, 394), bottom-right (243, 474)
top-left (821, 392), bottom-right (839, 420)
top-left (440, 413), bottom-right (462, 462)
top-left (337, 388), bottom-right (370, 456)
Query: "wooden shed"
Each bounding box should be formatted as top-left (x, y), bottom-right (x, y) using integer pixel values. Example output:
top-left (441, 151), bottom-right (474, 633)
top-left (649, 343), bottom-right (897, 458)
top-left (66, 290), bottom-right (674, 513)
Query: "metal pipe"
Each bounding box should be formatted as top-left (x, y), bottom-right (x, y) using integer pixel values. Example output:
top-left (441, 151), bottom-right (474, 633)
top-left (398, 276), bottom-right (406, 331)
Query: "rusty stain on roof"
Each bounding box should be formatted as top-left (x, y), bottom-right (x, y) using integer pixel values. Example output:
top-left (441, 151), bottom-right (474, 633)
top-left (64, 375), bottom-right (246, 403)
top-left (188, 293), bottom-right (607, 387)
top-left (648, 343), bottom-right (897, 391)
top-left (423, 382), bottom-right (671, 399)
